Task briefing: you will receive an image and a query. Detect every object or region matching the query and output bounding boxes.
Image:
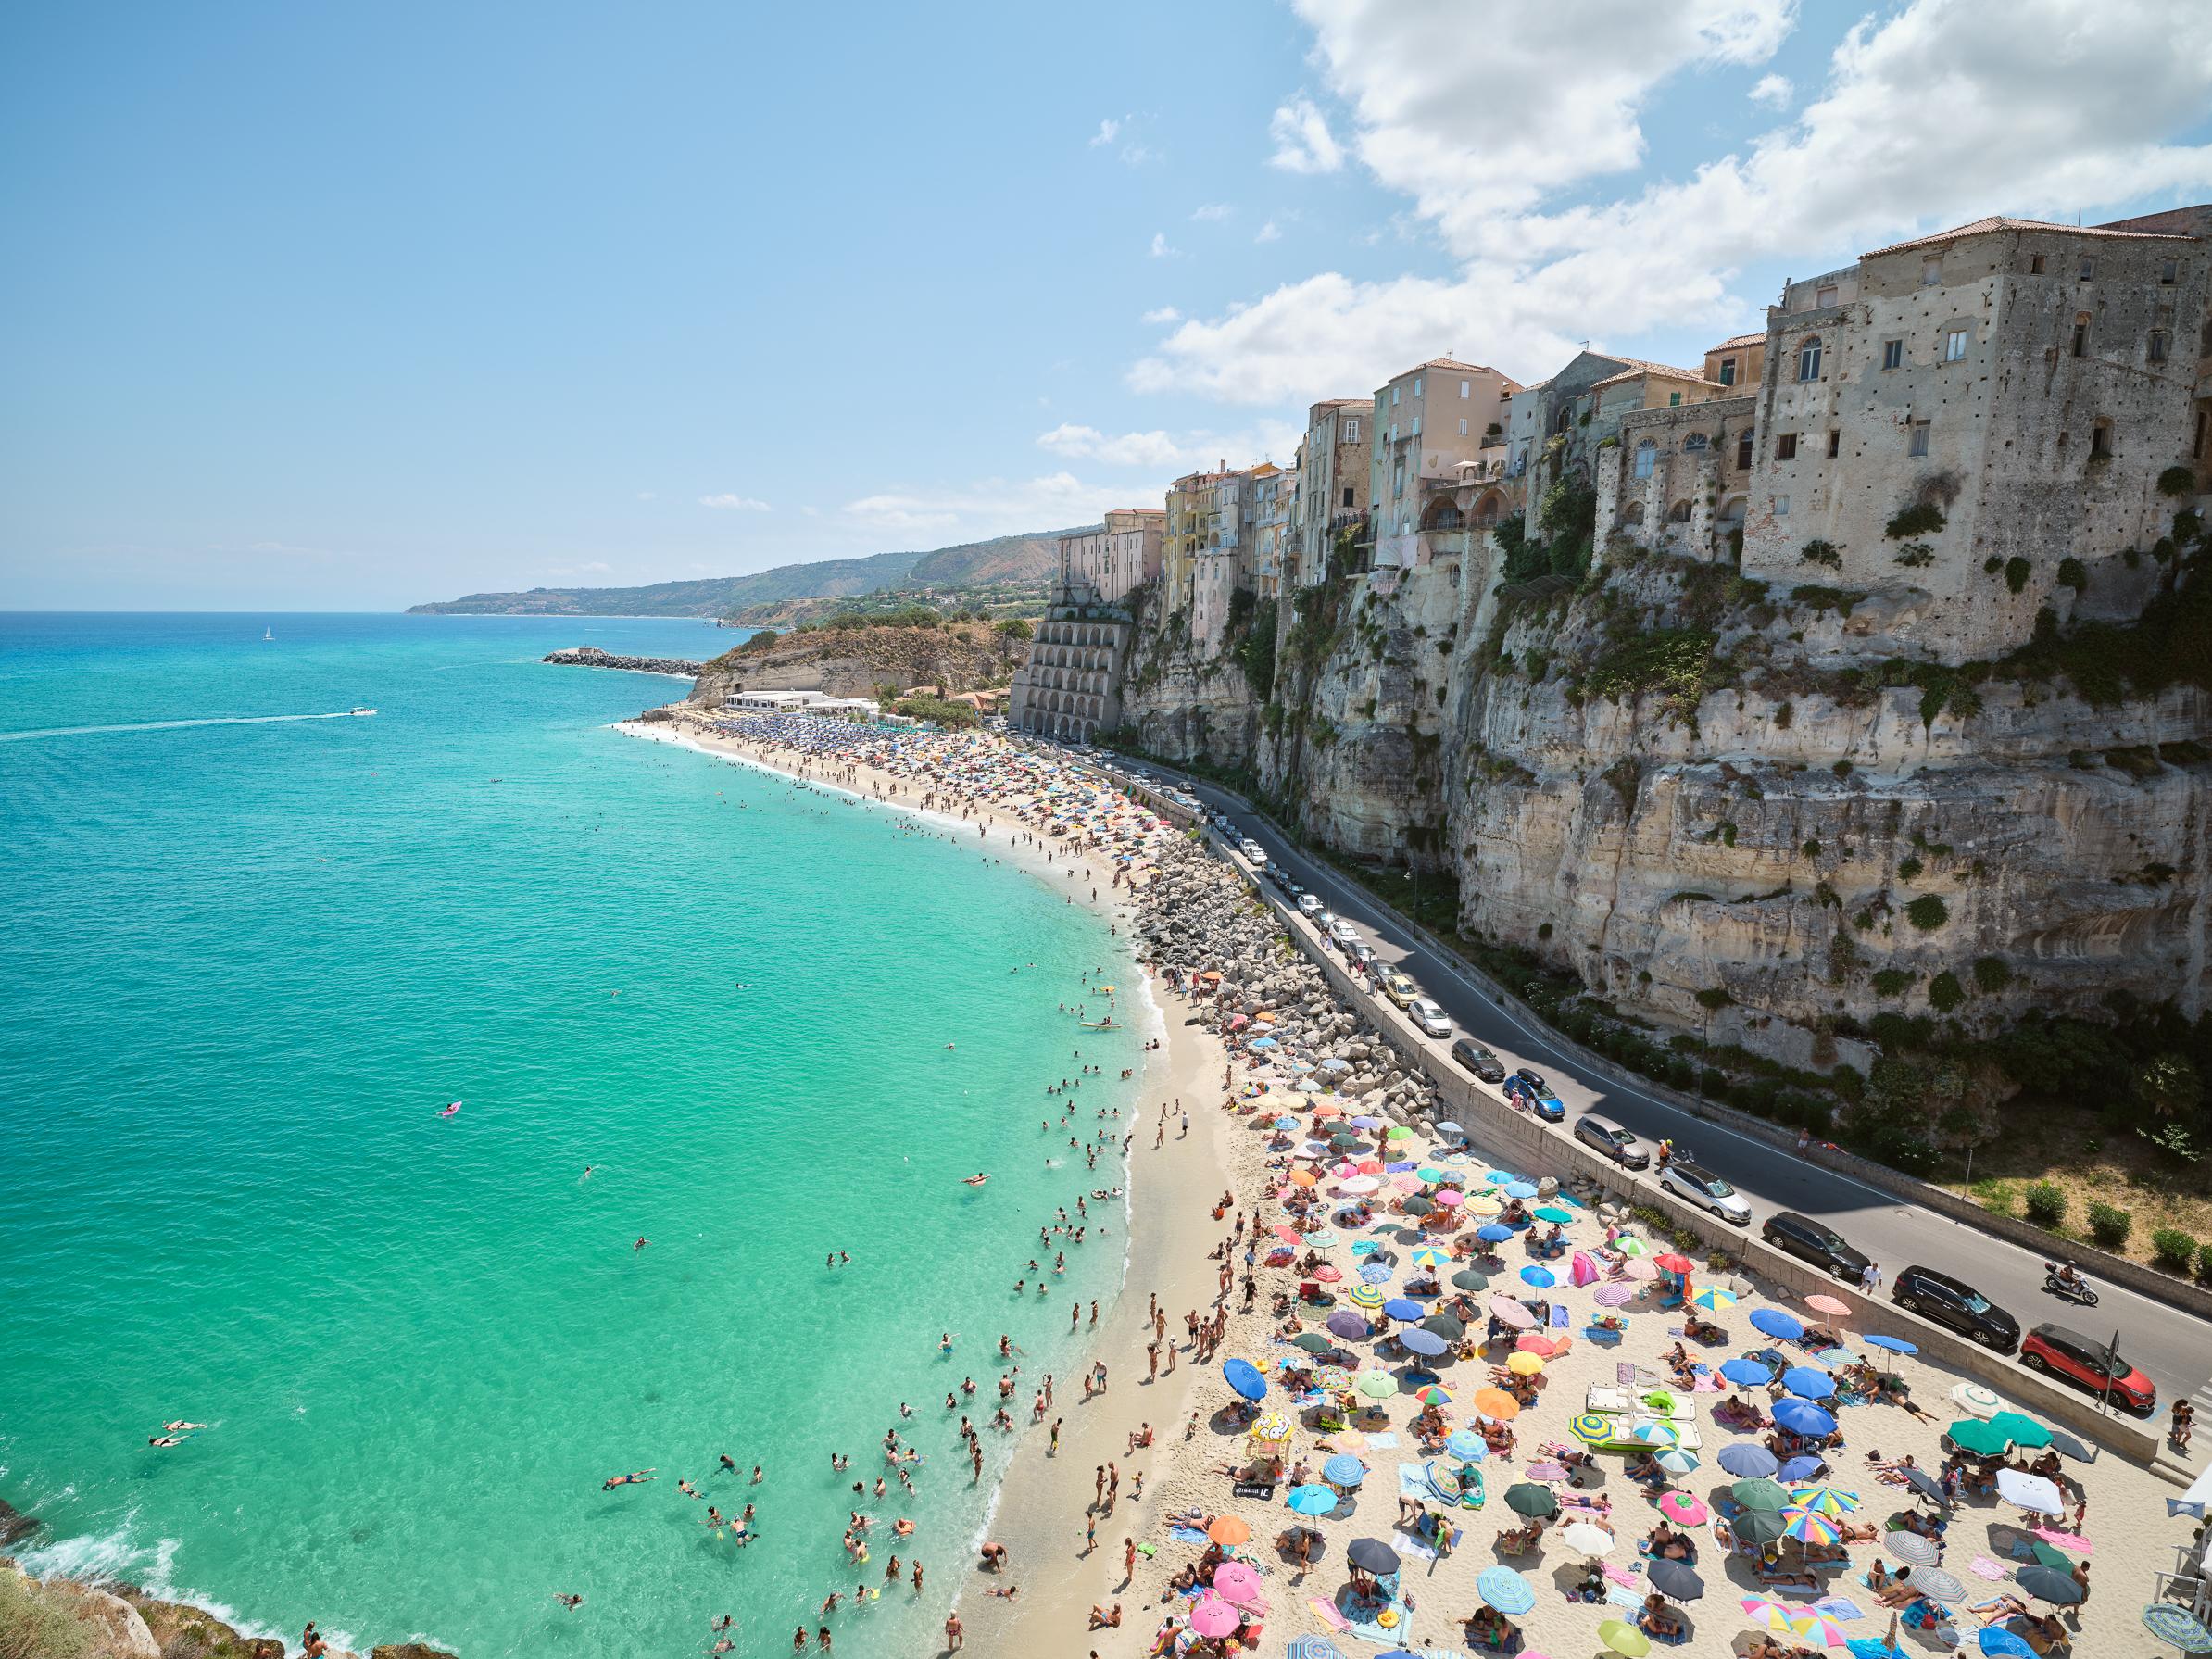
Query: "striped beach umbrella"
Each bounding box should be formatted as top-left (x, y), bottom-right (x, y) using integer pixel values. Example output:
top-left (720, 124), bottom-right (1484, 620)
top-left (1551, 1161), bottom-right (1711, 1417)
top-left (1788, 1483), bottom-right (1862, 1517)
top-left (1570, 1413), bottom-right (1616, 1445)
top-left (1690, 1286), bottom-right (1738, 1312)
top-left (1780, 1505), bottom-right (1844, 1546)
top-left (1627, 1420), bottom-right (1679, 1446)
top-left (1653, 1446), bottom-right (1699, 1477)
top-left (1409, 1245), bottom-right (1451, 1268)
top-left (1349, 1284), bottom-right (1386, 1311)
top-left (1415, 1384), bottom-right (1452, 1405)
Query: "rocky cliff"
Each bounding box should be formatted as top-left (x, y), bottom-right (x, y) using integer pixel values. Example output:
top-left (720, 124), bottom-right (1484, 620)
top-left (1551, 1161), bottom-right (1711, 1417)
top-left (688, 620), bottom-right (1029, 704)
top-left (1111, 523), bottom-right (2212, 1087)
top-left (543, 647), bottom-right (702, 676)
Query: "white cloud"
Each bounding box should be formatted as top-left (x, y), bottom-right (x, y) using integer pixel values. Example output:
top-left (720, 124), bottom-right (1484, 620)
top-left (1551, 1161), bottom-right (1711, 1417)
top-left (1142, 0), bottom-right (2212, 406)
top-left (843, 472), bottom-right (1130, 538)
top-left (1255, 220), bottom-right (1282, 243)
top-left (1149, 232), bottom-right (1179, 258)
top-left (1036, 420), bottom-right (1305, 472)
top-left (1140, 306), bottom-right (1182, 324)
top-left (1268, 94), bottom-right (1343, 174)
top-left (698, 494), bottom-right (770, 511)
top-left (1088, 117), bottom-right (1121, 147)
top-left (635, 490), bottom-right (656, 500)
top-left (1748, 71), bottom-right (1792, 107)
top-left (1191, 202), bottom-right (1234, 221)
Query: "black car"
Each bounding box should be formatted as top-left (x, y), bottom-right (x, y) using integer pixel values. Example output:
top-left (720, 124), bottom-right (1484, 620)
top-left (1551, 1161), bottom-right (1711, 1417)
top-left (1451, 1039), bottom-right (1506, 1083)
top-left (1513, 1066), bottom-right (1550, 1095)
top-left (1892, 1264), bottom-right (2018, 1351)
top-left (1759, 1211), bottom-right (1871, 1280)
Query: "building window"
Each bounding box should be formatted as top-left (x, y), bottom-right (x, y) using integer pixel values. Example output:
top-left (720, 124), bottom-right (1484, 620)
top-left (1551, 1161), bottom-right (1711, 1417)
top-left (1717, 358), bottom-right (1737, 386)
top-left (1776, 433), bottom-right (1799, 460)
top-left (1459, 378), bottom-right (1470, 398)
top-left (1342, 484), bottom-right (1355, 509)
top-left (2196, 410), bottom-right (2207, 460)
top-left (1413, 378), bottom-right (1422, 397)
top-left (1390, 386), bottom-right (1399, 406)
top-left (1816, 284), bottom-right (1838, 308)
top-left (1909, 421), bottom-right (1930, 457)
top-left (2030, 254), bottom-right (2046, 275)
top-left (1736, 431), bottom-right (1754, 470)
top-left (1683, 433), bottom-right (1708, 451)
top-left (1412, 416), bottom-right (1421, 437)
top-left (1797, 338), bottom-right (1822, 381)
top-left (2071, 316), bottom-right (2089, 358)
top-left (2150, 331), bottom-right (2170, 363)
top-left (1921, 258), bottom-right (1941, 286)
top-left (1343, 419), bottom-right (1359, 443)
top-left (1945, 329), bottom-right (1968, 361)
top-left (1828, 430), bottom-right (1841, 459)
top-left (1458, 417), bottom-right (1468, 436)
top-left (1633, 440), bottom-right (1656, 479)
top-left (1773, 495), bottom-right (1791, 517)
top-left (2090, 422), bottom-right (2112, 460)
top-left (2078, 256), bottom-right (2095, 280)
top-left (2161, 258), bottom-right (2180, 285)
top-left (1668, 391), bottom-right (1682, 406)
top-left (1881, 339), bottom-right (1904, 370)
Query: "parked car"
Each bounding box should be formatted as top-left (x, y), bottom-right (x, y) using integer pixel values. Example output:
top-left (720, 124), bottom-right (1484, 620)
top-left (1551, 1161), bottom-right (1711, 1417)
top-left (1512, 1067), bottom-right (1552, 1096)
top-left (1892, 1265), bottom-right (2019, 1351)
top-left (1504, 1075), bottom-right (1565, 1122)
top-left (1573, 1114), bottom-right (1649, 1168)
top-left (1658, 1160), bottom-right (1751, 1225)
top-left (1759, 1211), bottom-right (1871, 1281)
top-left (1348, 941), bottom-right (1376, 969)
top-left (1327, 919), bottom-right (1360, 949)
top-left (1297, 894), bottom-right (1324, 918)
top-left (1241, 840), bottom-right (1267, 864)
top-left (1408, 998), bottom-right (1452, 1039)
top-left (1450, 1039), bottom-right (1506, 1083)
top-left (2020, 1325), bottom-right (2155, 1414)
top-left (1382, 972), bottom-right (1419, 1009)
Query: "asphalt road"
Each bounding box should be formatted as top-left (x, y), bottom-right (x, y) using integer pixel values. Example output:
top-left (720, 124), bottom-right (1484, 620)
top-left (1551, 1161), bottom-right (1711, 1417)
top-left (1120, 758), bottom-right (2206, 1418)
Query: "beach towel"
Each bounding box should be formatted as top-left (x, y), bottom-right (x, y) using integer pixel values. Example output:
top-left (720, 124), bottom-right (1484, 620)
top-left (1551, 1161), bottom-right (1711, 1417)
top-left (1308, 1598), bottom-right (1351, 1631)
top-left (1365, 1432), bottom-right (1399, 1448)
top-left (1399, 1465), bottom-right (1434, 1499)
top-left (1170, 1526), bottom-right (1209, 1543)
top-left (1602, 1563), bottom-right (1642, 1588)
top-left (1606, 1585), bottom-right (1648, 1613)
top-left (1812, 1598), bottom-right (1864, 1621)
top-left (1551, 1304), bottom-right (1571, 1327)
top-left (1968, 1555), bottom-right (2008, 1581)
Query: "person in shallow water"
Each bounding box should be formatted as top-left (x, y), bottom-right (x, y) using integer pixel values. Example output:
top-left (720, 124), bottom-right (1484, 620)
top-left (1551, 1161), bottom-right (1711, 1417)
top-left (601, 1469), bottom-right (657, 1489)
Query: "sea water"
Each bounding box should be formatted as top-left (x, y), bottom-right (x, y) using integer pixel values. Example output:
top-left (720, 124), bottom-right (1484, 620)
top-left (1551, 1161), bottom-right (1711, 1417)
top-left (0, 613), bottom-right (1142, 1656)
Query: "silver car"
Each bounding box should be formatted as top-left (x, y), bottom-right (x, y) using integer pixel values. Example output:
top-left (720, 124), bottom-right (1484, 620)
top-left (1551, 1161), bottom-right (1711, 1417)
top-left (1327, 919), bottom-right (1360, 949)
top-left (1574, 1113), bottom-right (1651, 1170)
top-left (1297, 894), bottom-right (1324, 917)
top-left (1408, 998), bottom-right (1452, 1038)
top-left (1659, 1159), bottom-right (1752, 1225)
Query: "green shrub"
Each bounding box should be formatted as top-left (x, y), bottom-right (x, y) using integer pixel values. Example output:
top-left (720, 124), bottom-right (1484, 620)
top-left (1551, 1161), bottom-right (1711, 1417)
top-left (1870, 969), bottom-right (1913, 997)
top-left (1904, 895), bottom-right (1949, 931)
top-left (2085, 1200), bottom-right (2131, 1249)
top-left (1774, 701), bottom-right (1794, 729)
top-left (1695, 987), bottom-right (1734, 1010)
top-left (1801, 539), bottom-right (1842, 568)
top-left (2056, 556), bottom-right (2088, 593)
top-left (2152, 1227), bottom-right (2199, 1272)
top-left (1893, 541), bottom-right (1935, 568)
top-left (0, 1570), bottom-right (94, 1659)
top-left (2199, 1240), bottom-right (2212, 1282)
top-left (2158, 465), bottom-right (2197, 498)
top-left (1896, 855), bottom-right (1923, 882)
top-left (1832, 759), bottom-right (1853, 777)
top-left (1886, 502), bottom-right (1946, 538)
top-left (1927, 971), bottom-right (1966, 1012)
top-left (1971, 956), bottom-right (2012, 992)
top-left (2023, 1182), bottom-right (2067, 1228)
top-left (2005, 556), bottom-right (2031, 594)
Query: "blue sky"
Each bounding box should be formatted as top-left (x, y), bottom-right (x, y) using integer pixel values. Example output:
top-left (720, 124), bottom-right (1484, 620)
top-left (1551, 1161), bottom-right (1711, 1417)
top-left (6, 0), bottom-right (2212, 609)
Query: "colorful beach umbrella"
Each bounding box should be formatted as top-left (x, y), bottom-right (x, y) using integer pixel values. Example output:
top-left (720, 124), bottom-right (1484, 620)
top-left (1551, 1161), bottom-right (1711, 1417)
top-left (1322, 1453), bottom-right (1366, 1487)
top-left (1691, 1286), bottom-right (1738, 1312)
top-left (1409, 1245), bottom-right (1451, 1268)
top-left (1310, 1263), bottom-right (1342, 1283)
top-left (1446, 1429), bottom-right (1487, 1460)
top-left (1570, 1413), bottom-right (1616, 1445)
top-left (1658, 1490), bottom-right (1708, 1526)
top-left (1653, 1446), bottom-right (1700, 1476)
top-left (1780, 1505), bottom-right (1844, 1545)
top-left (1249, 1411), bottom-right (1295, 1441)
top-left (1788, 1482), bottom-right (1862, 1518)
top-left (1349, 1285), bottom-right (1387, 1310)
top-left (1476, 1566), bottom-right (1536, 1616)
top-left (1414, 1384), bottom-right (1452, 1406)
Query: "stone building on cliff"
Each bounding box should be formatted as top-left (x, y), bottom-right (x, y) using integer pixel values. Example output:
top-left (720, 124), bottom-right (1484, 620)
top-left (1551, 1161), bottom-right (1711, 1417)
top-left (1004, 568), bottom-right (1133, 744)
top-left (1290, 399), bottom-right (1372, 587)
top-left (1054, 508), bottom-right (1163, 606)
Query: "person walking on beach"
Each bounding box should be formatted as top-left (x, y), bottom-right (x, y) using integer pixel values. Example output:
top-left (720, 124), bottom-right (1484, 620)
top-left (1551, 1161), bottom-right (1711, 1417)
top-left (943, 1611), bottom-right (963, 1651)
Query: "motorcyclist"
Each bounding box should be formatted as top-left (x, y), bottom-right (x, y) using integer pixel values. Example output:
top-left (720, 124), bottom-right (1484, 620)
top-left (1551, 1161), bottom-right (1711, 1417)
top-left (1655, 1139), bottom-right (1675, 1170)
top-left (2051, 1260), bottom-right (2087, 1295)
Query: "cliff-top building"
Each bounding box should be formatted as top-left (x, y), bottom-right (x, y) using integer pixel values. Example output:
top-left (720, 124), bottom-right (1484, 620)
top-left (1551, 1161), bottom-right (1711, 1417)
top-left (1738, 207), bottom-right (2212, 661)
top-left (1004, 570), bottom-right (1133, 745)
top-left (1290, 398), bottom-right (1372, 587)
top-left (1371, 359), bottom-right (1520, 570)
top-left (1054, 508), bottom-right (1163, 607)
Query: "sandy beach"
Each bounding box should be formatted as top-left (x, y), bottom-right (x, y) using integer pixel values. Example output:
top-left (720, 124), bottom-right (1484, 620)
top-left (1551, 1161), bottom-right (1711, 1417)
top-left (622, 708), bottom-right (2202, 1659)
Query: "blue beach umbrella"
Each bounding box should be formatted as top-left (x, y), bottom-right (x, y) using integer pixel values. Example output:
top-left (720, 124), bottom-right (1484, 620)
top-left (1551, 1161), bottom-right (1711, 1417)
top-left (1782, 1366), bottom-right (1836, 1400)
top-left (1778, 1454), bottom-right (1825, 1482)
top-left (1286, 1640), bottom-right (1349, 1659)
top-left (1476, 1566), bottom-right (1537, 1616)
top-left (1351, 1114), bottom-right (1385, 1129)
top-left (1717, 1444), bottom-right (1779, 1478)
top-left (1520, 1265), bottom-right (1556, 1288)
top-left (1974, 1630), bottom-right (2035, 1659)
top-left (1358, 1263), bottom-right (1394, 1285)
top-left (1503, 1181), bottom-right (1540, 1199)
top-left (1866, 1334), bottom-right (1918, 1355)
top-left (1383, 1298), bottom-right (1426, 1320)
top-left (1720, 1358), bottom-right (1774, 1388)
top-left (1446, 1429), bottom-right (1488, 1460)
top-left (1399, 1327), bottom-right (1449, 1357)
top-left (1223, 1359), bottom-right (1267, 1401)
top-left (1774, 1398), bottom-right (1838, 1438)
top-left (1323, 1453), bottom-right (1366, 1487)
top-left (1287, 1484), bottom-right (1339, 1515)
top-left (1750, 1308), bottom-right (1805, 1340)
top-left (1484, 1170), bottom-right (1520, 1185)
top-left (1273, 1116), bottom-right (1301, 1130)
top-left (1435, 1121), bottom-right (1464, 1138)
top-left (1477, 1224), bottom-right (1514, 1243)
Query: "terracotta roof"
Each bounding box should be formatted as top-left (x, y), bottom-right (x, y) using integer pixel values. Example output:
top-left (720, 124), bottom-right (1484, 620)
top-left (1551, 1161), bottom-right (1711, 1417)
top-left (1589, 360), bottom-right (1713, 390)
top-left (1862, 216), bottom-right (2194, 258)
top-left (1711, 332), bottom-right (1765, 351)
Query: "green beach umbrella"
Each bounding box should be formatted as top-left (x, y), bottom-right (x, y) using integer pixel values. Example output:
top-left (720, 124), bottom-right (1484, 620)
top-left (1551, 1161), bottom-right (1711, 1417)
top-left (1356, 1369), bottom-right (1398, 1400)
top-left (1451, 1269), bottom-right (1489, 1290)
top-left (1416, 1166), bottom-right (1447, 1184)
top-left (1732, 1477), bottom-right (1791, 1513)
top-left (1987, 1411), bottom-right (2053, 1449)
top-left (2023, 1540), bottom-right (2078, 1571)
top-left (1503, 1482), bottom-right (1559, 1518)
top-left (1733, 1506), bottom-right (1788, 1544)
top-left (1291, 1332), bottom-right (1332, 1352)
top-left (1946, 1419), bottom-right (2013, 1457)
top-left (1597, 1616), bottom-right (1651, 1656)
top-left (1385, 1125), bottom-right (1413, 1140)
top-left (1617, 1237), bottom-right (1649, 1257)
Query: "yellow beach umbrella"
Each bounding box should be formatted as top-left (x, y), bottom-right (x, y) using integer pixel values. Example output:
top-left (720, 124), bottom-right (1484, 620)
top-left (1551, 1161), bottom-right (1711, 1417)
top-left (1506, 1351), bottom-right (1544, 1376)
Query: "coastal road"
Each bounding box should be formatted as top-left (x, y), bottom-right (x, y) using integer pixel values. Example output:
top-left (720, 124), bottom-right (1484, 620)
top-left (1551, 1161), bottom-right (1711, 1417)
top-left (1112, 756), bottom-right (2208, 1424)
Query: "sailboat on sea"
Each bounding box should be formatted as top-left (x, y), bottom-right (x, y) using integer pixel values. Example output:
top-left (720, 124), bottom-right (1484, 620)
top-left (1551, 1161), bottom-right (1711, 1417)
top-left (263, 627), bottom-right (272, 641)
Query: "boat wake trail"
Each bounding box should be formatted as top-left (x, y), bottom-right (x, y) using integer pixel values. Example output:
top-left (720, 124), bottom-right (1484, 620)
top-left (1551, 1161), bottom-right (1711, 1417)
top-left (0, 711), bottom-right (370, 744)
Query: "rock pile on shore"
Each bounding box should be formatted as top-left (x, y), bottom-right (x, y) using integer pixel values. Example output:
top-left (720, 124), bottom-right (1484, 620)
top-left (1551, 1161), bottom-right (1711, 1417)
top-left (1131, 841), bottom-right (1441, 1124)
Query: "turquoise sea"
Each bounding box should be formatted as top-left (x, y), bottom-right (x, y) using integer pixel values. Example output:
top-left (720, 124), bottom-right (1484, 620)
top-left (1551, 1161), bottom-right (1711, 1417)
top-left (0, 614), bottom-right (1142, 1656)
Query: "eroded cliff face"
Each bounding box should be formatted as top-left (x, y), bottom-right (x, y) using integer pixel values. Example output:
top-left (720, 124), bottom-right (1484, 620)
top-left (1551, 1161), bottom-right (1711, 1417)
top-left (687, 622), bottom-right (1026, 703)
top-left (1112, 534), bottom-right (2209, 1067)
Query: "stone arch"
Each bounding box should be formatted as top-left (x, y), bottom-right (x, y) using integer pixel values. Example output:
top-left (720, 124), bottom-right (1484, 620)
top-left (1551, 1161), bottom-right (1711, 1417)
top-left (1421, 496), bottom-right (1464, 531)
top-left (1623, 501), bottom-right (1646, 526)
top-left (1472, 489), bottom-right (1505, 528)
top-left (1667, 500), bottom-right (1693, 524)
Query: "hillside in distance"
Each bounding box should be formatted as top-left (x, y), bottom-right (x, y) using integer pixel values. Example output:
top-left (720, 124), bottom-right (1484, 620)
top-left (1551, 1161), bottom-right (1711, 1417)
top-left (407, 529), bottom-right (1078, 617)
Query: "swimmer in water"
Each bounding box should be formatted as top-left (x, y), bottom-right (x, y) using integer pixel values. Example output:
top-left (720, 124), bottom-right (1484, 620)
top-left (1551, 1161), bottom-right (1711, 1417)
top-left (962, 1173), bottom-right (988, 1186)
top-left (552, 1593), bottom-right (584, 1611)
top-left (162, 1421), bottom-right (208, 1432)
top-left (602, 1470), bottom-right (658, 1489)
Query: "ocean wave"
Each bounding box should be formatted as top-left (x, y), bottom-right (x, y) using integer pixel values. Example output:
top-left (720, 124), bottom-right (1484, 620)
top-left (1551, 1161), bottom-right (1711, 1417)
top-left (0, 711), bottom-right (370, 744)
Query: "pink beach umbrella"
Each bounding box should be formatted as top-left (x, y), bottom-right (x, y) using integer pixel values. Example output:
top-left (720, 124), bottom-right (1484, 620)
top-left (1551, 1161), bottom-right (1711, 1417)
top-left (1805, 1294), bottom-right (1852, 1318)
top-left (1213, 1562), bottom-right (1263, 1603)
top-left (1658, 1490), bottom-right (1708, 1526)
top-left (1623, 1257), bottom-right (1660, 1280)
top-left (1591, 1283), bottom-right (1635, 1307)
top-left (1489, 1294), bottom-right (1536, 1328)
top-left (1435, 1189), bottom-right (1465, 1207)
top-left (1515, 1333), bottom-right (1560, 1357)
top-left (1570, 1251), bottom-right (1598, 1288)
top-left (1188, 1594), bottom-right (1240, 1639)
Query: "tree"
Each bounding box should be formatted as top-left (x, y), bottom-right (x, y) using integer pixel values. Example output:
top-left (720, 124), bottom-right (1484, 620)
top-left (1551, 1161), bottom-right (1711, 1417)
top-left (993, 617), bottom-right (1034, 640)
top-left (2134, 1051), bottom-right (2204, 1121)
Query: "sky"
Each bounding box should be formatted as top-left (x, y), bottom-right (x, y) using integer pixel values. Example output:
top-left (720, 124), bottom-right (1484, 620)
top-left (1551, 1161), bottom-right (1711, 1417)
top-left (6, 0), bottom-right (2212, 610)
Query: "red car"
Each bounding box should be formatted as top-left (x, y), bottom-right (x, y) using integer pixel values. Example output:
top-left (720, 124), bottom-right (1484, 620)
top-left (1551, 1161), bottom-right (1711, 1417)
top-left (2020, 1324), bottom-right (2156, 1414)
